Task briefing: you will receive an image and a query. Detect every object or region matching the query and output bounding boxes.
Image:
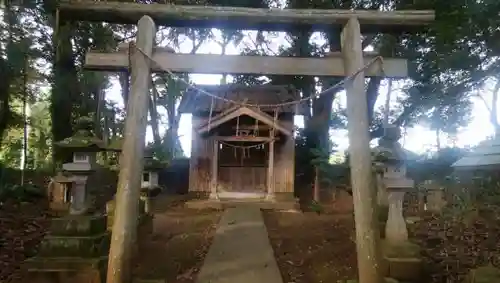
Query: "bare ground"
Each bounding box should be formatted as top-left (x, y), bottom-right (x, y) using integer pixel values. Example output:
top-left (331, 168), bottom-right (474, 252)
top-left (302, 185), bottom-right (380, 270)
top-left (263, 210), bottom-right (358, 283)
top-left (133, 195), bottom-right (222, 283)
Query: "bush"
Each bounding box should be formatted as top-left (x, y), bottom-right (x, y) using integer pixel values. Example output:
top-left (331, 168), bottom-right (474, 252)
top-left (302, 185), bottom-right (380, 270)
top-left (0, 183), bottom-right (45, 203)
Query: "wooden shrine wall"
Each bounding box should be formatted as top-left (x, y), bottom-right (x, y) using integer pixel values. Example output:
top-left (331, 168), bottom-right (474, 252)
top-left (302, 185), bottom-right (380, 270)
top-left (188, 114), bottom-right (295, 195)
top-left (273, 119), bottom-right (295, 194)
top-left (189, 115), bottom-right (213, 192)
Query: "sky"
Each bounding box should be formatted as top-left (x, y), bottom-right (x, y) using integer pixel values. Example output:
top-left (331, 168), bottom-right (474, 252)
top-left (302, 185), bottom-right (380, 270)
top-left (105, 29), bottom-right (495, 157)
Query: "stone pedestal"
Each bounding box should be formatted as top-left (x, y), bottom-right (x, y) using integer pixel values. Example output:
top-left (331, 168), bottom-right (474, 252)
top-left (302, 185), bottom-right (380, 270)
top-left (24, 215), bottom-right (109, 283)
top-left (376, 173), bottom-right (389, 207)
top-left (385, 191), bottom-right (408, 243)
top-left (382, 240), bottom-right (422, 282)
top-left (69, 175), bottom-right (89, 215)
top-left (464, 265), bottom-right (500, 283)
top-left (383, 190), bottom-right (423, 282)
top-left (427, 188), bottom-right (446, 212)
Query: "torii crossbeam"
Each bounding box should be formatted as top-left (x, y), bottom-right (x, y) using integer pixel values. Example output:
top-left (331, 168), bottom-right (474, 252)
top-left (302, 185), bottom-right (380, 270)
top-left (58, 0), bottom-right (434, 33)
top-left (85, 48), bottom-right (408, 78)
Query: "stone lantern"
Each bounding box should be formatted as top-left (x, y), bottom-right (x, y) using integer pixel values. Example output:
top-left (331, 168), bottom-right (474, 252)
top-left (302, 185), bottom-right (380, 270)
top-left (54, 120), bottom-right (109, 215)
top-left (141, 155), bottom-right (162, 191)
top-left (140, 155), bottom-right (164, 213)
top-left (376, 126), bottom-right (422, 282)
top-left (375, 126), bottom-right (414, 244)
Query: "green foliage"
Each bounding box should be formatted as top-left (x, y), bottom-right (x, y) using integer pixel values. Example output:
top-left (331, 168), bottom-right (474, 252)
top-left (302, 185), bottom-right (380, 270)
top-left (0, 183), bottom-right (45, 203)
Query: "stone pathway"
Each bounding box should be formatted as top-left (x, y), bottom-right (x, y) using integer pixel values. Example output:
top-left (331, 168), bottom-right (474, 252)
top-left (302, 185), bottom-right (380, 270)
top-left (196, 205), bottom-right (283, 283)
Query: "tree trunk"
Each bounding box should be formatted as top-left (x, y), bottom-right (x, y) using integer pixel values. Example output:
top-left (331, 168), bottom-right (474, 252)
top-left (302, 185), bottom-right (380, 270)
top-left (149, 84), bottom-right (161, 146)
top-left (313, 166), bottom-right (320, 202)
top-left (0, 60), bottom-right (12, 147)
top-left (119, 72), bottom-right (130, 109)
top-left (51, 20), bottom-right (79, 164)
top-left (21, 56), bottom-right (28, 184)
top-left (491, 79), bottom-right (500, 135)
top-left (0, 4), bottom-right (14, 146)
top-left (435, 128), bottom-right (441, 150)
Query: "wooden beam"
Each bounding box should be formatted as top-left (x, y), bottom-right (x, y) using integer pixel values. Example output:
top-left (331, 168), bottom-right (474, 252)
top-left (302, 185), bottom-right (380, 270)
top-left (216, 136), bottom-right (274, 142)
top-left (231, 125), bottom-right (272, 130)
top-left (196, 102), bottom-right (245, 130)
top-left (198, 107), bottom-right (292, 136)
top-left (85, 50), bottom-right (408, 78)
top-left (106, 16), bottom-right (155, 283)
top-left (342, 17), bottom-right (382, 283)
top-left (58, 1), bottom-right (435, 33)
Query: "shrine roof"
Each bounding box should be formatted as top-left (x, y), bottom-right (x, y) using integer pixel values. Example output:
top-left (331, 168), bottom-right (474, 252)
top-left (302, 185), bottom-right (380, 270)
top-left (452, 136), bottom-right (500, 170)
top-left (178, 84), bottom-right (309, 115)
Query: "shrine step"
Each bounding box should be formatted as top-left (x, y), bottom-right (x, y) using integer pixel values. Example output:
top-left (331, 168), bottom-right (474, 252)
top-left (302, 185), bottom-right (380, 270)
top-left (49, 215), bottom-right (107, 237)
top-left (38, 233), bottom-right (110, 258)
top-left (185, 199), bottom-right (299, 211)
top-left (24, 256), bottom-right (108, 272)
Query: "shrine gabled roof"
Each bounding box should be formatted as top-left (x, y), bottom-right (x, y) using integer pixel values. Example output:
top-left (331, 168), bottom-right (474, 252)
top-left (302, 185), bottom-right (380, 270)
top-left (197, 106), bottom-right (293, 136)
top-left (178, 84), bottom-right (309, 115)
top-left (452, 136), bottom-right (500, 170)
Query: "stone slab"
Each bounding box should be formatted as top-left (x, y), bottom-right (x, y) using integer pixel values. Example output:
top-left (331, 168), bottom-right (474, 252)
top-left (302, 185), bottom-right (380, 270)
top-left (24, 256), bottom-right (107, 272)
top-left (49, 215), bottom-right (107, 237)
top-left (185, 199), bottom-right (299, 211)
top-left (38, 233), bottom-right (110, 258)
top-left (196, 206), bottom-right (283, 283)
top-left (384, 257), bottom-right (422, 281)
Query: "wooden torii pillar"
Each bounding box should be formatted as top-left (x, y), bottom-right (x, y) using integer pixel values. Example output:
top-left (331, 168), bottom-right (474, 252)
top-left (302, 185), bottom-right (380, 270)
top-left (62, 3), bottom-right (434, 283)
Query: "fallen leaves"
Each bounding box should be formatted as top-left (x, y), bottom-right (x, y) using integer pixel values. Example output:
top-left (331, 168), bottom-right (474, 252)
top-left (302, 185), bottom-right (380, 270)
top-left (0, 200), bottom-right (50, 283)
top-left (411, 208), bottom-right (500, 283)
top-left (263, 212), bottom-right (358, 283)
top-left (132, 199), bottom-right (221, 283)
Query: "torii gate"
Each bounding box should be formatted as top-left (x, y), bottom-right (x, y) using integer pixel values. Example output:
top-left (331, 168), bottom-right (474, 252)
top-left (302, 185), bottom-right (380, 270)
top-left (56, 2), bottom-right (434, 283)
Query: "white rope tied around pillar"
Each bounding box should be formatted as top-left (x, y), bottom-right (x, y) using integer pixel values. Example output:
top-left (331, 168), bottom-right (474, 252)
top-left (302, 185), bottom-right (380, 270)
top-left (208, 97), bottom-right (214, 132)
top-left (135, 46), bottom-right (386, 109)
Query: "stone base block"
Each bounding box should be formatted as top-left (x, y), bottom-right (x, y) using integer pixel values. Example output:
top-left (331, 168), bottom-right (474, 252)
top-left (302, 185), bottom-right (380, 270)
top-left (464, 265), bottom-right (500, 283)
top-left (49, 203), bottom-right (70, 216)
top-left (133, 279), bottom-right (167, 283)
top-left (38, 233), bottom-right (110, 258)
top-left (24, 256), bottom-right (107, 272)
top-left (184, 199), bottom-right (299, 211)
top-left (342, 278), bottom-right (398, 283)
top-left (382, 241), bottom-right (421, 258)
top-left (381, 241), bottom-right (422, 281)
top-left (24, 270), bottom-right (105, 283)
top-left (49, 215), bottom-right (107, 237)
top-left (185, 199), bottom-right (224, 210)
top-left (383, 257), bottom-right (422, 282)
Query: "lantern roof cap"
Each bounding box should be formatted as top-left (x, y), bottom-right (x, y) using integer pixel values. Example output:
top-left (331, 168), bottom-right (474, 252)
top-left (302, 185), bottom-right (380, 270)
top-left (52, 171), bottom-right (73, 183)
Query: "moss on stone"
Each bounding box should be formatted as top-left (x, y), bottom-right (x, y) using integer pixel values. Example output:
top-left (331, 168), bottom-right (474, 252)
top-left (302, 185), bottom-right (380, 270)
top-left (465, 265), bottom-right (500, 283)
top-left (382, 240), bottom-right (421, 258)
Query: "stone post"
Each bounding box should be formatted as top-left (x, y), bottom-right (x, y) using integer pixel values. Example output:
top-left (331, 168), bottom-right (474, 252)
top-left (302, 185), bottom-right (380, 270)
top-left (426, 187), bottom-right (445, 212)
top-left (385, 190), bottom-right (408, 243)
top-left (376, 172), bottom-right (388, 207)
top-left (69, 175), bottom-right (89, 215)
